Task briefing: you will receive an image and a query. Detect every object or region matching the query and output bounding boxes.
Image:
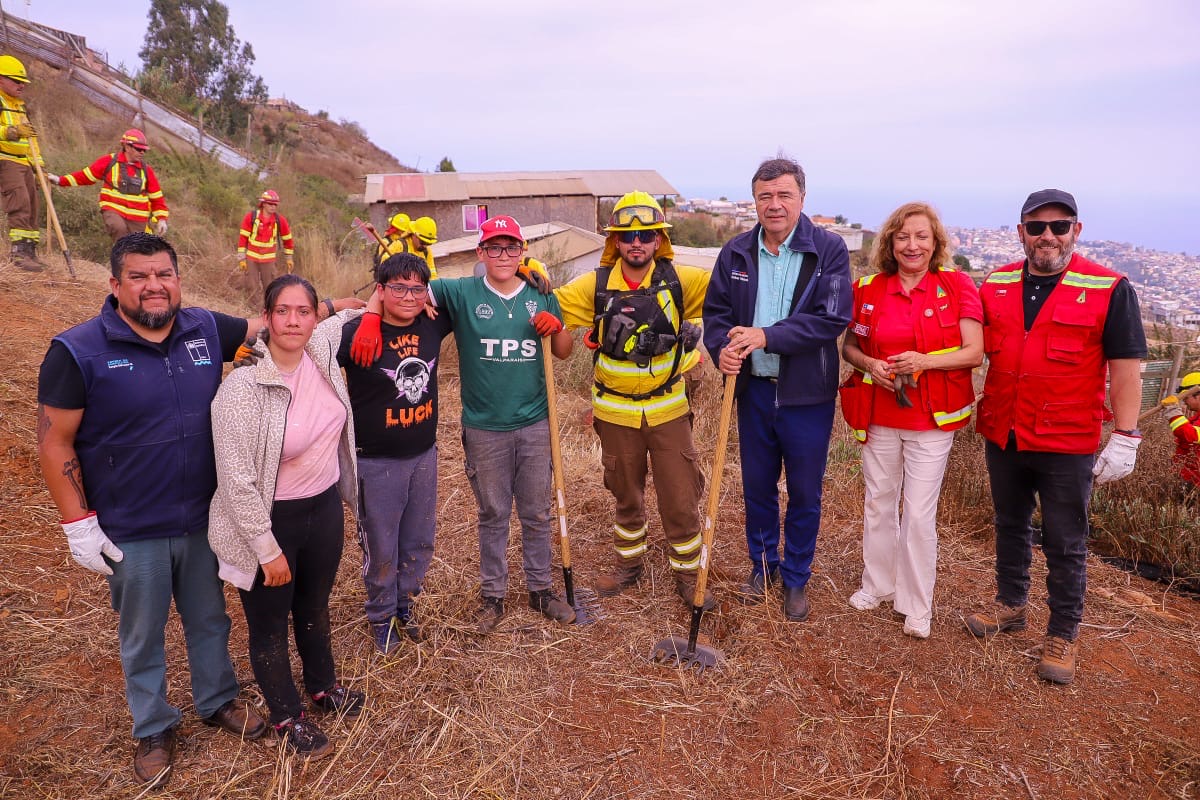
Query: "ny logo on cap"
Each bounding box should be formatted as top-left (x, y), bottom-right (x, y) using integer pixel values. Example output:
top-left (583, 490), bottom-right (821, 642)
top-left (492, 219), bottom-right (508, 229)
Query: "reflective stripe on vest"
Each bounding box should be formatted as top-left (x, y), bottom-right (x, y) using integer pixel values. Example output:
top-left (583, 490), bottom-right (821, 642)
top-left (0, 102), bottom-right (31, 162)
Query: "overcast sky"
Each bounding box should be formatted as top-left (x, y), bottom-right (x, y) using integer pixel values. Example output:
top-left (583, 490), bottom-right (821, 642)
top-left (18, 0), bottom-right (1200, 253)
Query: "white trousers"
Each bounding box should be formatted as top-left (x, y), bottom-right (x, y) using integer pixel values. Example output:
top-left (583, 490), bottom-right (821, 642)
top-left (860, 425), bottom-right (955, 622)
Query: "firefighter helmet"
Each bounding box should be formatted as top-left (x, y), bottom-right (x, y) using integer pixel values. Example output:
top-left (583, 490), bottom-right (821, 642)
top-left (0, 55), bottom-right (29, 83)
top-left (258, 189), bottom-right (280, 205)
top-left (120, 129), bottom-right (149, 151)
top-left (1179, 372), bottom-right (1200, 392)
top-left (411, 216), bottom-right (438, 245)
top-left (387, 212), bottom-right (411, 234)
top-left (604, 191), bottom-right (671, 232)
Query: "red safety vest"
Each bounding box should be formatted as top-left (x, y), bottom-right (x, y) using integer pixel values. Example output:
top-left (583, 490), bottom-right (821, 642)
top-left (238, 209), bottom-right (294, 263)
top-left (976, 253), bottom-right (1120, 454)
top-left (1170, 412), bottom-right (1200, 486)
top-left (840, 269), bottom-right (977, 443)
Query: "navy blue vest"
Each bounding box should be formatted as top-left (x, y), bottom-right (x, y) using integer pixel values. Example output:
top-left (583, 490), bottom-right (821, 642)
top-left (55, 299), bottom-right (223, 542)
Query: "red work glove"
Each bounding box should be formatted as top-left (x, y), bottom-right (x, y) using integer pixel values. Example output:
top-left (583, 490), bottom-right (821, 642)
top-left (350, 312), bottom-right (383, 367)
top-left (531, 310), bottom-right (563, 337)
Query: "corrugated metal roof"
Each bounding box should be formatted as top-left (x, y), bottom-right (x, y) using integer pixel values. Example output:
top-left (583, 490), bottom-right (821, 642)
top-left (431, 221), bottom-right (605, 260)
top-left (366, 170), bottom-right (678, 203)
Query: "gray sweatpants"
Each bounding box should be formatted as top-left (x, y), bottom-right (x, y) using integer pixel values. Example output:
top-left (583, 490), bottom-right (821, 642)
top-left (357, 447), bottom-right (438, 624)
top-left (462, 421), bottom-right (554, 598)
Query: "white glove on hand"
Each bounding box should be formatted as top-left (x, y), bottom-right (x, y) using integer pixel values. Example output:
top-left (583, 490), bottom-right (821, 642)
top-left (45, 172), bottom-right (60, 184)
top-left (1092, 431), bottom-right (1141, 484)
top-left (1164, 402), bottom-right (1185, 420)
top-left (63, 512), bottom-right (124, 575)
top-left (155, 220), bottom-right (168, 236)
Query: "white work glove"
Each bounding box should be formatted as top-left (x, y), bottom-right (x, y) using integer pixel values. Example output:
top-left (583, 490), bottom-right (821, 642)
top-left (62, 512), bottom-right (124, 575)
top-left (1161, 396), bottom-right (1185, 420)
top-left (155, 219), bottom-right (168, 236)
top-left (45, 171), bottom-right (60, 184)
top-left (1092, 431), bottom-right (1141, 484)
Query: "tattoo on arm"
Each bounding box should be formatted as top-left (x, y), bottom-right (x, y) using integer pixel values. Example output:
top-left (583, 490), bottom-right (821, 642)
top-left (36, 404), bottom-right (50, 447)
top-left (62, 458), bottom-right (87, 510)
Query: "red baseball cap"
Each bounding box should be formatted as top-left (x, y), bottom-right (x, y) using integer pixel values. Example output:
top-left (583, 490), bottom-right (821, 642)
top-left (478, 215), bottom-right (524, 244)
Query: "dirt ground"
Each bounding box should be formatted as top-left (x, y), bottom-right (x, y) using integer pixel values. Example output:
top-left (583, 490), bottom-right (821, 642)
top-left (0, 259), bottom-right (1197, 800)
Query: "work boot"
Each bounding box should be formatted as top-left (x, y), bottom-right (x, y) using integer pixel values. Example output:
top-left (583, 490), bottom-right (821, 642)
top-left (201, 697), bottom-right (268, 739)
top-left (1037, 635), bottom-right (1079, 685)
top-left (736, 566), bottom-right (780, 604)
top-left (529, 589), bottom-right (576, 623)
top-left (593, 558), bottom-right (644, 597)
top-left (133, 726), bottom-right (177, 788)
top-left (476, 596), bottom-right (505, 634)
top-left (674, 571), bottom-right (715, 611)
top-left (964, 602), bottom-right (1027, 639)
top-left (782, 586), bottom-right (811, 622)
top-left (11, 240), bottom-right (45, 272)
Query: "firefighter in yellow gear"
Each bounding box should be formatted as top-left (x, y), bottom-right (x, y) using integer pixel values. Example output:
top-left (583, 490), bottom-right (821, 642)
top-left (406, 216), bottom-right (438, 278)
top-left (553, 191), bottom-right (713, 609)
top-left (0, 55), bottom-right (46, 271)
top-left (373, 212), bottom-right (411, 265)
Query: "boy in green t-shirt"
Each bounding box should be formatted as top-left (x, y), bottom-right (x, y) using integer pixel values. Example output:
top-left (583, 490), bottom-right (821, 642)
top-left (358, 215), bottom-right (575, 633)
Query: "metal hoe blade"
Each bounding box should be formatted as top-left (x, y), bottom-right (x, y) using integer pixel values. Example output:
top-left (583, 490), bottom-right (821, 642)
top-left (650, 635), bottom-right (725, 673)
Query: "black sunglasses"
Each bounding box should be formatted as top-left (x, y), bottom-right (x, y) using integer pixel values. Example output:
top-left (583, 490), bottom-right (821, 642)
top-left (617, 230), bottom-right (657, 244)
top-left (1022, 220), bottom-right (1074, 236)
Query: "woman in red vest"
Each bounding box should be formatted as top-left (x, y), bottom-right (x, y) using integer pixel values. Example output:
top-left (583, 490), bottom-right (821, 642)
top-left (839, 202), bottom-right (982, 638)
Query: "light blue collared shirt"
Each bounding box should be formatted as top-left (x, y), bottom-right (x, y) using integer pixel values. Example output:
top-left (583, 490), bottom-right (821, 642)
top-left (750, 223), bottom-right (803, 377)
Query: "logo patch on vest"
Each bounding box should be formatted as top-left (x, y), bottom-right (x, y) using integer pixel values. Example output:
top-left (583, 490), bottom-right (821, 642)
top-left (731, 269), bottom-right (749, 283)
top-left (474, 303), bottom-right (494, 320)
top-left (524, 299), bottom-right (539, 317)
top-left (1076, 291), bottom-right (1087, 303)
top-left (106, 358), bottom-right (134, 371)
top-left (185, 339), bottom-right (212, 366)
top-left (936, 286), bottom-right (947, 298)
top-left (995, 289), bottom-right (1007, 297)
top-left (853, 322), bottom-right (871, 337)
top-left (861, 302), bottom-right (874, 316)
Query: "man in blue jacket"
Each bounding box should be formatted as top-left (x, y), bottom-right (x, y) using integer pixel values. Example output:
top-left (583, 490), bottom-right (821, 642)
top-left (702, 157), bottom-right (851, 622)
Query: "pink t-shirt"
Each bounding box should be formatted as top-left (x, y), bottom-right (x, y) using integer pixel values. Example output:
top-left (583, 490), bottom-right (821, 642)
top-left (274, 352), bottom-right (345, 501)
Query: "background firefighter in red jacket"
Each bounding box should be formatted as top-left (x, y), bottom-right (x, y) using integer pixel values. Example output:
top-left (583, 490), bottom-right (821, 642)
top-left (237, 189), bottom-right (294, 300)
top-left (1163, 371), bottom-right (1200, 487)
top-left (47, 128), bottom-right (168, 241)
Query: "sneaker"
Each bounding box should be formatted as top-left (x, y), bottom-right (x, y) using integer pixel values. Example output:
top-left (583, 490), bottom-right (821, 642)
top-left (902, 615), bottom-right (931, 639)
top-left (529, 589), bottom-right (576, 623)
top-left (133, 727), bottom-right (176, 787)
top-left (965, 602), bottom-right (1027, 639)
top-left (849, 589), bottom-right (888, 611)
top-left (1037, 635), bottom-right (1079, 685)
top-left (397, 609), bottom-right (424, 643)
top-left (593, 558), bottom-right (644, 597)
top-left (371, 618), bottom-right (401, 655)
top-left (476, 596), bottom-right (505, 634)
top-left (311, 685), bottom-right (365, 718)
top-left (736, 566), bottom-right (780, 604)
top-left (275, 715), bottom-right (333, 759)
top-left (674, 572), bottom-right (716, 611)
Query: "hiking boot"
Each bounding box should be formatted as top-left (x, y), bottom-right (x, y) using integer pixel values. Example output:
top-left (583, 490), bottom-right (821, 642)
top-left (275, 715), bottom-right (333, 759)
top-left (1037, 635), bottom-right (1079, 685)
top-left (311, 685), bottom-right (364, 718)
top-left (782, 586), bottom-right (811, 622)
top-left (133, 726), bottom-right (177, 787)
top-left (674, 571), bottom-right (715, 611)
top-left (397, 609), bottom-right (424, 643)
top-left (11, 240), bottom-right (45, 272)
top-left (849, 589), bottom-right (891, 611)
top-left (529, 589), bottom-right (576, 623)
top-left (371, 618), bottom-right (402, 655)
top-left (593, 558), bottom-right (644, 597)
top-left (965, 602), bottom-right (1028, 639)
top-left (736, 566), bottom-right (780, 604)
top-left (201, 697), bottom-right (267, 739)
top-left (903, 615), bottom-right (931, 639)
top-left (476, 596), bottom-right (505, 634)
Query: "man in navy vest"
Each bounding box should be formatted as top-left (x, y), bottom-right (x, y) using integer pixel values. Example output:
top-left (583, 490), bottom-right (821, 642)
top-left (36, 234), bottom-right (278, 787)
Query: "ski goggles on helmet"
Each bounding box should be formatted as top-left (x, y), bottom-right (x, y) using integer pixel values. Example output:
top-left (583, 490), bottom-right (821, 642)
top-left (609, 205), bottom-right (665, 228)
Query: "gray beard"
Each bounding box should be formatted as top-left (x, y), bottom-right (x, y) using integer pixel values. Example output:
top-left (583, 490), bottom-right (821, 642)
top-left (1027, 242), bottom-right (1075, 275)
top-left (125, 302), bottom-right (179, 330)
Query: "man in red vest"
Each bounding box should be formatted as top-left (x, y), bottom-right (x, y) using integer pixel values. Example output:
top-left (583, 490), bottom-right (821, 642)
top-left (966, 189), bottom-right (1146, 685)
top-left (237, 189), bottom-right (294, 301)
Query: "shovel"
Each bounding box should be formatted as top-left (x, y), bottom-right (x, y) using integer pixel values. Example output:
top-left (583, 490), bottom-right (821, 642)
top-left (542, 335), bottom-right (599, 624)
top-left (651, 372), bottom-right (735, 672)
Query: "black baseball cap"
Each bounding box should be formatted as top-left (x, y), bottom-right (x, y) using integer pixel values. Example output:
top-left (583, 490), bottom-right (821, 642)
top-left (1021, 189), bottom-right (1078, 218)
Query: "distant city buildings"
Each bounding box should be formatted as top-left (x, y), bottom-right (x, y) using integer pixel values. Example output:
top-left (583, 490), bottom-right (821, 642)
top-left (678, 197), bottom-right (862, 251)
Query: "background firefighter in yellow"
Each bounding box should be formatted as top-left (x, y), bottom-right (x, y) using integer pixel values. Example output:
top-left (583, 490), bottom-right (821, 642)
top-left (237, 189), bottom-right (294, 299)
top-left (0, 55), bottom-right (46, 272)
top-left (407, 216), bottom-right (438, 278)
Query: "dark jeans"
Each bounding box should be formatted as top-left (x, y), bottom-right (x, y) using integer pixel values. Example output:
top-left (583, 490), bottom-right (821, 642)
top-left (737, 377), bottom-right (835, 590)
top-left (238, 484), bottom-right (343, 723)
top-left (985, 436), bottom-right (1093, 641)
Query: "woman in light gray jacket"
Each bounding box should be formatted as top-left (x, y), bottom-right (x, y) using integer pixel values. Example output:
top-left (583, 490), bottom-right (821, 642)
top-left (209, 274), bottom-right (360, 760)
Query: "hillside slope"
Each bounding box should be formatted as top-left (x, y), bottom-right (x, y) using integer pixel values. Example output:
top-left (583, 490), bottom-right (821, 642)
top-left (1, 260), bottom-right (1198, 798)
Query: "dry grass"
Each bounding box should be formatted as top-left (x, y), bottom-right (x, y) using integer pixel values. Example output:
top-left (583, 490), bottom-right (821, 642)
top-left (1, 262), bottom-right (1199, 799)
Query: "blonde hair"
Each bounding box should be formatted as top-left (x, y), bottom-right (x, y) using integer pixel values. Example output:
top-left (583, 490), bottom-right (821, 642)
top-left (870, 202), bottom-right (951, 275)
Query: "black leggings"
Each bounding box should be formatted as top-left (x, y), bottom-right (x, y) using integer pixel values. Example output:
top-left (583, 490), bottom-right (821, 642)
top-left (238, 484), bottom-right (344, 723)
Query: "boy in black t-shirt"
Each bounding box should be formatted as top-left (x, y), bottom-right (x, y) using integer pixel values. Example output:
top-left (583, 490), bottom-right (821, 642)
top-left (334, 253), bottom-right (452, 654)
